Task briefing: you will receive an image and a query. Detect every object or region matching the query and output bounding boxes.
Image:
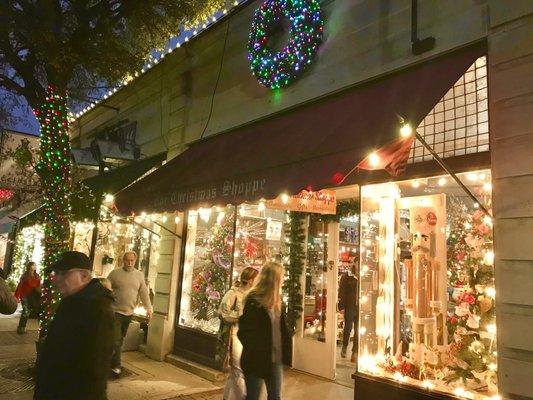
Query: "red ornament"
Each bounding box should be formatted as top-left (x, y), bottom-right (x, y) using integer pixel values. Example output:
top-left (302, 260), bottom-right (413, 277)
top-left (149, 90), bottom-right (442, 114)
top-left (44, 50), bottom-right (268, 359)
top-left (332, 172), bottom-right (344, 185)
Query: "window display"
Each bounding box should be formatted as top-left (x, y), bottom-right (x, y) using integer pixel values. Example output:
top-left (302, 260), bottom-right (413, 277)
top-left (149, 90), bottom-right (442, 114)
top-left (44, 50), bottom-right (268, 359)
top-left (10, 225), bottom-right (45, 284)
top-left (358, 170), bottom-right (496, 399)
top-left (179, 204), bottom-right (287, 335)
top-left (303, 219), bottom-right (328, 340)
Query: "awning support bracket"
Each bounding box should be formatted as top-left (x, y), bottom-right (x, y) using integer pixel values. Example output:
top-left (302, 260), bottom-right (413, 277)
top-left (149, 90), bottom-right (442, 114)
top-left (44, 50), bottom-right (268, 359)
top-left (414, 131), bottom-right (492, 218)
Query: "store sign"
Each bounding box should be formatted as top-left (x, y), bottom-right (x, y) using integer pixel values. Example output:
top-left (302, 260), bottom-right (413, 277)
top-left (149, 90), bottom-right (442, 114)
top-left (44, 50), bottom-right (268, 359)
top-left (266, 219), bottom-right (283, 241)
top-left (266, 189), bottom-right (336, 214)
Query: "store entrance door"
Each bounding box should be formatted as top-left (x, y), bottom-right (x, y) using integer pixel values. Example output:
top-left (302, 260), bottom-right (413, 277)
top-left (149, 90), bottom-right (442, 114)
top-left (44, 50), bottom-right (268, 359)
top-left (292, 220), bottom-right (338, 380)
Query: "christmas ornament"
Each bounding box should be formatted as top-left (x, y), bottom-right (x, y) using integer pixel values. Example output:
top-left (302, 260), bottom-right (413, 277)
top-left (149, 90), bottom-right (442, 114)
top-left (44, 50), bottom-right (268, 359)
top-left (248, 0), bottom-right (323, 89)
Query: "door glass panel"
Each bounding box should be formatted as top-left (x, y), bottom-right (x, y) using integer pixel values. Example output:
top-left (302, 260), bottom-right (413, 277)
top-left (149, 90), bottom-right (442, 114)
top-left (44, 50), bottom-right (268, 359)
top-left (303, 219), bottom-right (328, 341)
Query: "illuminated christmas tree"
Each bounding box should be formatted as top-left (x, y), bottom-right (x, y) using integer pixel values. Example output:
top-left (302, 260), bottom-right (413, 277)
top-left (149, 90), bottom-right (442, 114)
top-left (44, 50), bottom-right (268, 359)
top-left (446, 198), bottom-right (496, 389)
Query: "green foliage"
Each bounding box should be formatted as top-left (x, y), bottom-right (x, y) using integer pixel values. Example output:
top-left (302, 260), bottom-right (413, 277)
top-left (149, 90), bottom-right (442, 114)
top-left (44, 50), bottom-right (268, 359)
top-left (0, 0), bottom-right (226, 107)
top-left (309, 199), bottom-right (360, 224)
top-left (283, 211), bottom-right (306, 335)
top-left (12, 139), bottom-right (34, 168)
top-left (446, 198), bottom-right (496, 384)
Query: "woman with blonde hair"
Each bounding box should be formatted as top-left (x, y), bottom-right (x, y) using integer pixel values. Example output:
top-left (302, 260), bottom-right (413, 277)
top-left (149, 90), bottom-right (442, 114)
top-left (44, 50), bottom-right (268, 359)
top-left (219, 267), bottom-right (259, 400)
top-left (238, 262), bottom-right (292, 400)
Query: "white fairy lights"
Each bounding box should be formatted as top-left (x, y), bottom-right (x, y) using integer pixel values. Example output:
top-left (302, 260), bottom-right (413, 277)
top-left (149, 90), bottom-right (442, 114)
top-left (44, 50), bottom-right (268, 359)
top-left (73, 0), bottom-right (247, 119)
top-left (368, 152), bottom-right (380, 167)
top-left (400, 123), bottom-right (413, 138)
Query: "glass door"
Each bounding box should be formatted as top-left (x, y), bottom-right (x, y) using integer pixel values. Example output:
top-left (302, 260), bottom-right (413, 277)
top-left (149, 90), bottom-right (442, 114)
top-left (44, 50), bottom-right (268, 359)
top-left (292, 218), bottom-right (338, 379)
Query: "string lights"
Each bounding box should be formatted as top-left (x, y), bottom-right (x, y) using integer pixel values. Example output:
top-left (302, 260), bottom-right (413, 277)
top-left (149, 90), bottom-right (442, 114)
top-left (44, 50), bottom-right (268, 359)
top-left (34, 85), bottom-right (73, 338)
top-left (72, 0), bottom-right (249, 120)
top-left (247, 0), bottom-right (323, 89)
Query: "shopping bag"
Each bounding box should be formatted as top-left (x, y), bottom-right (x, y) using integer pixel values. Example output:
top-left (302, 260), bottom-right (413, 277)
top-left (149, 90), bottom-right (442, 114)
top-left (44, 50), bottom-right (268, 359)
top-left (223, 366), bottom-right (246, 400)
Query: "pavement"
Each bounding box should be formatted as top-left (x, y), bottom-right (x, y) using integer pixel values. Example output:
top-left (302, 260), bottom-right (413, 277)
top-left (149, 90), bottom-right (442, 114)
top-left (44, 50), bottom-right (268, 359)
top-left (0, 308), bottom-right (353, 400)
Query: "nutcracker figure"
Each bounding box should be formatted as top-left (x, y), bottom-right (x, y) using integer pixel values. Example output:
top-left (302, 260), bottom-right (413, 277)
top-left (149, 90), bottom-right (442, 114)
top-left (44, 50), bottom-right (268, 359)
top-left (405, 206), bottom-right (446, 365)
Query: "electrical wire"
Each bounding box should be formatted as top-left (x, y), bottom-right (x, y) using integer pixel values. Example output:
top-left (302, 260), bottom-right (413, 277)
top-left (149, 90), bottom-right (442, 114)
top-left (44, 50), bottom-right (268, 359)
top-left (199, 19), bottom-right (231, 139)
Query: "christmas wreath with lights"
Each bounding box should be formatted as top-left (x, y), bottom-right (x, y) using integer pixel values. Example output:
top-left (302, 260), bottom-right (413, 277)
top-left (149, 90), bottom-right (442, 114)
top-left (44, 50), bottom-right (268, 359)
top-left (248, 0), bottom-right (324, 89)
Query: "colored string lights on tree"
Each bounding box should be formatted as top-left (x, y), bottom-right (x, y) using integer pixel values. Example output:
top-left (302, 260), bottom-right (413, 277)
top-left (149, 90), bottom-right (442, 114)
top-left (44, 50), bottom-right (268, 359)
top-left (0, 188), bottom-right (14, 203)
top-left (248, 0), bottom-right (324, 89)
top-left (34, 85), bottom-right (73, 339)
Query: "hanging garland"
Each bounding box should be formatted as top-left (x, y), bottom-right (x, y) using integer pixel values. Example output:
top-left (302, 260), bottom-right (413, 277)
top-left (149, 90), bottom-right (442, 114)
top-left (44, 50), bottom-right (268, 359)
top-left (283, 211), bottom-right (306, 335)
top-left (248, 0), bottom-right (324, 89)
top-left (309, 198), bottom-right (360, 224)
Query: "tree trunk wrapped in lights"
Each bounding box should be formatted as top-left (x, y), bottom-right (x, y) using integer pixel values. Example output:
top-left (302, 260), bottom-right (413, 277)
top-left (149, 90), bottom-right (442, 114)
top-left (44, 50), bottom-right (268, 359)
top-left (34, 85), bottom-right (72, 339)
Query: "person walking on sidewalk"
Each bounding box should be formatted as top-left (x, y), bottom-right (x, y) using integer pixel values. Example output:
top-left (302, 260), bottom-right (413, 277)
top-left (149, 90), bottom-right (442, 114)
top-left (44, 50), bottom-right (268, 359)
top-left (14, 261), bottom-right (41, 334)
top-left (0, 276), bottom-right (17, 315)
top-left (238, 262), bottom-right (292, 400)
top-left (34, 251), bottom-right (115, 400)
top-left (107, 251), bottom-right (153, 377)
top-left (338, 259), bottom-right (359, 363)
top-left (219, 267), bottom-right (259, 400)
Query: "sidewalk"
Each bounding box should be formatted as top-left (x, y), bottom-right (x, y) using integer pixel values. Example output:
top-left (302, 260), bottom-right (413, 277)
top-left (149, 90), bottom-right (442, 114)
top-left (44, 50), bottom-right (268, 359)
top-left (0, 310), bottom-right (352, 400)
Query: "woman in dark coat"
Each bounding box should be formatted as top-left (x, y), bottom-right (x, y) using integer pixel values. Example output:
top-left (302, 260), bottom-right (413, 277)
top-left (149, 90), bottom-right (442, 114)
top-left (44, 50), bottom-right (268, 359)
top-left (238, 262), bottom-right (292, 400)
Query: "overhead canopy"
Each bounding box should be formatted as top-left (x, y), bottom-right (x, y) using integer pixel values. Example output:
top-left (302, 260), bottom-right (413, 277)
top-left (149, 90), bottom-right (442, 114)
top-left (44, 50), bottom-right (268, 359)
top-left (115, 43), bottom-right (485, 214)
top-left (17, 152), bottom-right (165, 228)
top-left (83, 152), bottom-right (166, 195)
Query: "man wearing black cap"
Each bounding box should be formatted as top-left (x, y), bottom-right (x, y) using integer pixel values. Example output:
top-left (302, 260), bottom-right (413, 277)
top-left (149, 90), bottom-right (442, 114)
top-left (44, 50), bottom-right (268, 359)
top-left (34, 251), bottom-right (115, 400)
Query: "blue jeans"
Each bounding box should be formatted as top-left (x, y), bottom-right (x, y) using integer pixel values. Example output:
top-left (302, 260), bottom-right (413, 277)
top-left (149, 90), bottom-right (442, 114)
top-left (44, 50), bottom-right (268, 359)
top-left (18, 298), bottom-right (30, 331)
top-left (111, 313), bottom-right (132, 369)
top-left (244, 363), bottom-right (283, 400)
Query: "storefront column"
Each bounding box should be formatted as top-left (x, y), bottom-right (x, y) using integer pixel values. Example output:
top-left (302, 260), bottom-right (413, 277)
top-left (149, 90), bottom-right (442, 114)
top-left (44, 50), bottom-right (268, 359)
top-left (145, 213), bottom-right (184, 361)
top-left (488, 3), bottom-right (533, 399)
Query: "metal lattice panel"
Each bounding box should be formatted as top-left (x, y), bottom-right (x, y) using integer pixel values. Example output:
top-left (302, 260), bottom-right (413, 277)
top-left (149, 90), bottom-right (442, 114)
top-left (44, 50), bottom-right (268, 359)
top-left (410, 56), bottom-right (488, 163)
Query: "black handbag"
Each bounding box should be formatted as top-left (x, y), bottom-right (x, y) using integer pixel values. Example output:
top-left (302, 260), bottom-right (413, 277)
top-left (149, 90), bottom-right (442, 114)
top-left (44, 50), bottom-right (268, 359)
top-left (27, 287), bottom-right (42, 319)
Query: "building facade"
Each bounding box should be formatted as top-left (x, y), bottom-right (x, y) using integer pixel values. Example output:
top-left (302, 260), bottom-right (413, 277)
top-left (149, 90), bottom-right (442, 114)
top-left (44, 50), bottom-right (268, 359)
top-left (72, 1), bottom-right (533, 399)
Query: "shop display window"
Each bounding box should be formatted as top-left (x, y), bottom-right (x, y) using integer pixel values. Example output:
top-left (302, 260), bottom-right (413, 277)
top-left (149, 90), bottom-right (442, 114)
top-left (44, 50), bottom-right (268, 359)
top-left (179, 204), bottom-right (287, 335)
top-left (89, 216), bottom-right (159, 316)
top-left (0, 234), bottom-right (8, 271)
top-left (72, 221), bottom-right (95, 256)
top-left (303, 219), bottom-right (328, 340)
top-left (358, 170), bottom-right (496, 399)
top-left (10, 225), bottom-right (45, 284)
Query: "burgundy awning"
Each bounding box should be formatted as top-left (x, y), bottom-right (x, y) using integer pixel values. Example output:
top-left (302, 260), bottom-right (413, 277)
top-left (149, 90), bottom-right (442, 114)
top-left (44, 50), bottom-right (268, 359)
top-left (115, 43), bottom-right (485, 214)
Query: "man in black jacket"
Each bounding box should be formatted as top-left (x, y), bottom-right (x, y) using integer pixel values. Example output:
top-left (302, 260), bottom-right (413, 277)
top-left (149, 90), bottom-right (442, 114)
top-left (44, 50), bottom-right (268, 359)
top-left (34, 251), bottom-right (115, 400)
top-left (338, 260), bottom-right (359, 362)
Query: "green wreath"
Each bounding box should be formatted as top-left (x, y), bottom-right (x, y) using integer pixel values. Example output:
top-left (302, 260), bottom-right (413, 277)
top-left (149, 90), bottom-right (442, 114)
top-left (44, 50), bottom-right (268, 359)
top-left (248, 0), bottom-right (324, 89)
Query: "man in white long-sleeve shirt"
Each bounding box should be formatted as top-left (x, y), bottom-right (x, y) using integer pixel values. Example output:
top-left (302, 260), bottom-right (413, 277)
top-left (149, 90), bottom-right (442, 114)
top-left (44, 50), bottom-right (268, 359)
top-left (107, 251), bottom-right (153, 376)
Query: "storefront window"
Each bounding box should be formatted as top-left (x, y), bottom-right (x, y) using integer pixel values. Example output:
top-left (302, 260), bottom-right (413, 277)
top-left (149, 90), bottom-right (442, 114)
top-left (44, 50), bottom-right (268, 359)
top-left (358, 170), bottom-right (496, 399)
top-left (179, 206), bottom-right (235, 334)
top-left (0, 234), bottom-right (9, 271)
top-left (7, 225), bottom-right (45, 286)
top-left (72, 221), bottom-right (95, 255)
top-left (179, 203), bottom-right (288, 335)
top-left (234, 204), bottom-right (287, 278)
top-left (303, 219), bottom-right (328, 340)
